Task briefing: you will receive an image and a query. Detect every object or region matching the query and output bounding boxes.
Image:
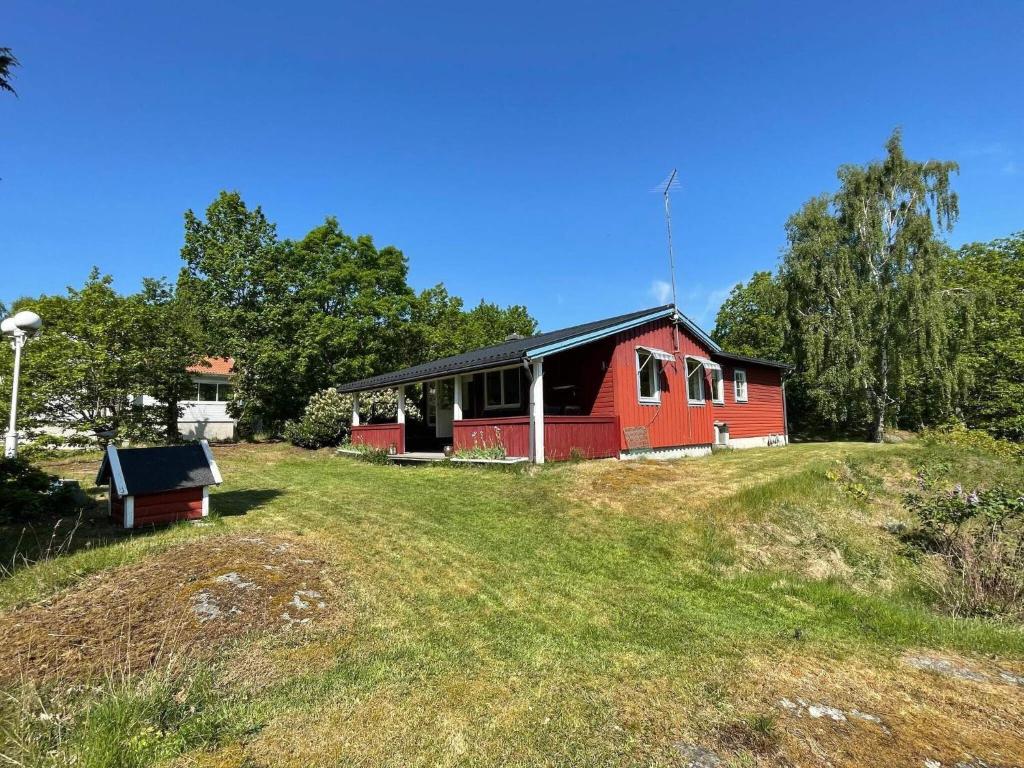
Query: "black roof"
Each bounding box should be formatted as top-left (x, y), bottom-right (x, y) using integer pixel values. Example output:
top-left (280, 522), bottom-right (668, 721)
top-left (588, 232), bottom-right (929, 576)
top-left (339, 305), bottom-right (677, 393)
top-left (339, 305), bottom-right (689, 393)
top-left (97, 442), bottom-right (220, 496)
top-left (712, 350), bottom-right (794, 370)
top-left (338, 303), bottom-right (790, 393)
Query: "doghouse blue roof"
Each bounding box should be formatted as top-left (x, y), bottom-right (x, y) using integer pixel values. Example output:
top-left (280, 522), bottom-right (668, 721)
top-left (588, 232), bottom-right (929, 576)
top-left (97, 441), bottom-right (222, 496)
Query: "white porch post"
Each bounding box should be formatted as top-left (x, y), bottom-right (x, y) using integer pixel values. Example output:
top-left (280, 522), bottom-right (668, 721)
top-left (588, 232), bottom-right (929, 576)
top-left (351, 393), bottom-right (360, 426)
top-left (396, 386), bottom-right (406, 424)
top-left (452, 375), bottom-right (463, 421)
top-left (529, 359), bottom-right (545, 464)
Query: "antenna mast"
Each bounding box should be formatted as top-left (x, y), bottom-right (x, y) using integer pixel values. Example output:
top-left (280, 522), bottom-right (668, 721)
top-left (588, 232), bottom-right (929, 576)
top-left (661, 168), bottom-right (681, 353)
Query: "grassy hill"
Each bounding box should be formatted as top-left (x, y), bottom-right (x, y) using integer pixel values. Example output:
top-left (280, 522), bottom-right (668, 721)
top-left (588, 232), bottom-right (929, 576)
top-left (1, 440), bottom-right (1022, 767)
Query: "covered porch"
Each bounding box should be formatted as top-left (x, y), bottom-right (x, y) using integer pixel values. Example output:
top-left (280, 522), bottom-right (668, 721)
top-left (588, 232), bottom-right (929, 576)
top-left (348, 343), bottom-right (620, 464)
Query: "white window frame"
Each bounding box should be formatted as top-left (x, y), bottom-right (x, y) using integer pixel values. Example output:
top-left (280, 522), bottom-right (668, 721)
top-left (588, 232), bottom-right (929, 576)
top-left (484, 366), bottom-right (522, 410)
top-left (194, 379), bottom-right (230, 403)
top-left (635, 348), bottom-right (661, 404)
top-left (710, 367), bottom-right (724, 404)
top-left (734, 368), bottom-right (749, 403)
top-left (685, 357), bottom-right (705, 405)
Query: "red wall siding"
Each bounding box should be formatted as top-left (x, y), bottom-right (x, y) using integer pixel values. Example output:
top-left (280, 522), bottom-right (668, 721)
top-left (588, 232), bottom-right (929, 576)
top-left (542, 340), bottom-right (616, 417)
top-left (132, 487), bottom-right (205, 526)
top-left (545, 416), bottom-right (619, 460)
top-left (110, 487), bottom-right (206, 528)
top-left (608, 320), bottom-right (716, 450)
top-left (351, 423), bottom-right (405, 453)
top-left (110, 484), bottom-right (124, 525)
top-left (714, 364), bottom-right (786, 438)
top-left (453, 417), bottom-right (530, 457)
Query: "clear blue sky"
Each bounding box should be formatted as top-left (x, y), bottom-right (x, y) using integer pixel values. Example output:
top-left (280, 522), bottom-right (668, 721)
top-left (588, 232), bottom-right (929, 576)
top-left (2, 1), bottom-right (1022, 331)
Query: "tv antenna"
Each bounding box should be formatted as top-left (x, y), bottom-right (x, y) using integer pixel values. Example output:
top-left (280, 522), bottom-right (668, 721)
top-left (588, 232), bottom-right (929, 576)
top-left (659, 168), bottom-right (681, 353)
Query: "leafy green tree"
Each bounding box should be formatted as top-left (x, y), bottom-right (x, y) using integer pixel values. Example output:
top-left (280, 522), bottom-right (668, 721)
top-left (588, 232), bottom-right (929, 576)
top-left (182, 193), bottom-right (538, 434)
top-left (286, 217), bottom-right (416, 396)
top-left (0, 48), bottom-right (18, 96)
top-left (405, 287), bottom-right (536, 364)
top-left (179, 192), bottom-right (296, 431)
top-left (15, 271), bottom-right (164, 442)
top-left (139, 278), bottom-right (208, 440)
top-left (711, 271), bottom-right (786, 361)
top-left (181, 195), bottom-right (422, 432)
top-left (947, 233), bottom-right (1024, 441)
top-left (781, 130), bottom-right (961, 441)
top-left (463, 299), bottom-right (536, 348)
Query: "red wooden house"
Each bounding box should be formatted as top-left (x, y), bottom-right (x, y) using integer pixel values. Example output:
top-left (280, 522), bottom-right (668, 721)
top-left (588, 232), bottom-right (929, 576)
top-left (340, 305), bottom-right (791, 463)
top-left (97, 440), bottom-right (223, 528)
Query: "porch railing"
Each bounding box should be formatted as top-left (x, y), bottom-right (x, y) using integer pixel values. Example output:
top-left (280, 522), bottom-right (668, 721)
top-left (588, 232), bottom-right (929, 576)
top-left (452, 415), bottom-right (619, 461)
top-left (351, 423), bottom-right (405, 454)
top-left (544, 415), bottom-right (619, 460)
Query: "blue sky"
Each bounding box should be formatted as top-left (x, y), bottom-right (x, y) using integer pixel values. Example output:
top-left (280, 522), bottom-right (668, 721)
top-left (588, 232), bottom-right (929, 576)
top-left (2, 1), bottom-right (1022, 332)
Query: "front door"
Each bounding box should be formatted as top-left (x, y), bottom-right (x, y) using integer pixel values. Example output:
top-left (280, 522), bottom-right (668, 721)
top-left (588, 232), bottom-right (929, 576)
top-left (434, 379), bottom-right (454, 440)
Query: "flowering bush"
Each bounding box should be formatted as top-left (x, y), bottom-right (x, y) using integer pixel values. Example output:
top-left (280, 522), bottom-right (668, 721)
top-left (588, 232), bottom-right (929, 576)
top-left (285, 388), bottom-right (423, 449)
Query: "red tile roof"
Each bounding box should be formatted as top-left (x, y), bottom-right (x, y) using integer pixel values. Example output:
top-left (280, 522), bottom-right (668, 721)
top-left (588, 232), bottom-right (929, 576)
top-left (186, 356), bottom-right (235, 376)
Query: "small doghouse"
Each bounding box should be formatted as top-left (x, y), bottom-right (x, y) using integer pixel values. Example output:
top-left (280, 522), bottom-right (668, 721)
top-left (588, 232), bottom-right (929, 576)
top-left (97, 441), bottom-right (223, 528)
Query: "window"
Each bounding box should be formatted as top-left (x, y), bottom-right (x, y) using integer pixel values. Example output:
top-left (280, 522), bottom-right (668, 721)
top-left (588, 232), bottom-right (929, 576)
top-left (686, 358), bottom-right (705, 403)
top-left (484, 368), bottom-right (521, 409)
top-left (197, 382), bottom-right (218, 402)
top-left (710, 368), bottom-right (724, 404)
top-left (636, 348), bottom-right (661, 403)
top-left (195, 382), bottom-right (233, 402)
top-left (734, 368), bottom-right (748, 402)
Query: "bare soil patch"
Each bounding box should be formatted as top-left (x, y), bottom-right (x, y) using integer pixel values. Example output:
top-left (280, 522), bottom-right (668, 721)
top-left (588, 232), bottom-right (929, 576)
top-left (0, 533), bottom-right (340, 682)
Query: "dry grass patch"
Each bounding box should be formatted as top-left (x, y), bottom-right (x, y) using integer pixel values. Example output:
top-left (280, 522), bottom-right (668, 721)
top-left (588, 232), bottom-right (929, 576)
top-left (0, 533), bottom-right (342, 682)
top-left (719, 650), bottom-right (1024, 767)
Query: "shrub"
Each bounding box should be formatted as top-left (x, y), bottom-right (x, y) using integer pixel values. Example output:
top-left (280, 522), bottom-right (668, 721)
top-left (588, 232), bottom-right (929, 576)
top-left (904, 484), bottom-right (1024, 619)
top-left (0, 456), bottom-right (80, 522)
top-left (286, 388), bottom-right (423, 449)
top-left (921, 423), bottom-right (1023, 461)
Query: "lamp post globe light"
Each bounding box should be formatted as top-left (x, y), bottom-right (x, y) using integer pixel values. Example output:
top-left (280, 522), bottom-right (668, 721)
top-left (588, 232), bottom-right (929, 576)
top-left (2, 310), bottom-right (42, 458)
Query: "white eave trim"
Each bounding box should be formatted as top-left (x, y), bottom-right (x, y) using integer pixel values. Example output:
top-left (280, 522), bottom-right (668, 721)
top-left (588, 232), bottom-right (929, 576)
top-left (200, 439), bottom-right (223, 485)
top-left (525, 308), bottom-right (676, 360)
top-left (105, 445), bottom-right (128, 497)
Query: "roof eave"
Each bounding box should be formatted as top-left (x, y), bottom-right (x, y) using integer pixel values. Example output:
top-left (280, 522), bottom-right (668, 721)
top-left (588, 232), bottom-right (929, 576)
top-left (338, 356), bottom-right (524, 394)
top-left (712, 351), bottom-right (794, 370)
top-left (524, 308), bottom-right (676, 360)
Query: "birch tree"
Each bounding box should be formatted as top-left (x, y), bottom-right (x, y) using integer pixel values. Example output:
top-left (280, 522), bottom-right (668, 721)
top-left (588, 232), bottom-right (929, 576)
top-left (781, 131), bottom-right (960, 441)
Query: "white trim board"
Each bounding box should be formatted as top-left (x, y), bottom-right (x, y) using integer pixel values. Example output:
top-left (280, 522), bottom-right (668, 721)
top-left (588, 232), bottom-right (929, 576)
top-left (199, 439), bottom-right (223, 484)
top-left (106, 445), bottom-right (128, 496)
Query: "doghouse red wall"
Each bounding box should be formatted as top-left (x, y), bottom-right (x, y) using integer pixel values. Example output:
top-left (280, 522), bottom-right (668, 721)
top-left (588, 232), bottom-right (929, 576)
top-left (111, 486), bottom-right (206, 527)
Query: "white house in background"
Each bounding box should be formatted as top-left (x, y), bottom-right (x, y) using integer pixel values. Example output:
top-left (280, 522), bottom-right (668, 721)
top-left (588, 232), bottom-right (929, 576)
top-left (179, 357), bottom-right (237, 441)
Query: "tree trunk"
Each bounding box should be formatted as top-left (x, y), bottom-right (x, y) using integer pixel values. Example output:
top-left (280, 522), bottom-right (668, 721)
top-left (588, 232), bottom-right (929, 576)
top-left (165, 399), bottom-right (181, 443)
top-left (871, 400), bottom-right (886, 443)
top-left (871, 347), bottom-right (889, 443)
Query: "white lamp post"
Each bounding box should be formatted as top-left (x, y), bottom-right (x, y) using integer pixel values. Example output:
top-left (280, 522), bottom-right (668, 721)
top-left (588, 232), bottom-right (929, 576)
top-left (2, 310), bottom-right (42, 458)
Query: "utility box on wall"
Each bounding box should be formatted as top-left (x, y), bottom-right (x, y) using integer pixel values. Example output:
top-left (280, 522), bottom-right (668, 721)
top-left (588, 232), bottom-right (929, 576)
top-left (96, 441), bottom-right (223, 529)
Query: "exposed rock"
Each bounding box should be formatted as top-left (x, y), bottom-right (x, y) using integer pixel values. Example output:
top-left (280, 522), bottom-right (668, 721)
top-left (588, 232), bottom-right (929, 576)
top-left (672, 742), bottom-right (722, 767)
top-left (778, 698), bottom-right (888, 732)
top-left (215, 571), bottom-right (257, 590)
top-left (904, 655), bottom-right (989, 683)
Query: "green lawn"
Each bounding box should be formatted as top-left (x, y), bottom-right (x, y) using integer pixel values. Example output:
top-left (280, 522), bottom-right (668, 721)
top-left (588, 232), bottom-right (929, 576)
top-left (2, 441), bottom-right (1023, 767)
